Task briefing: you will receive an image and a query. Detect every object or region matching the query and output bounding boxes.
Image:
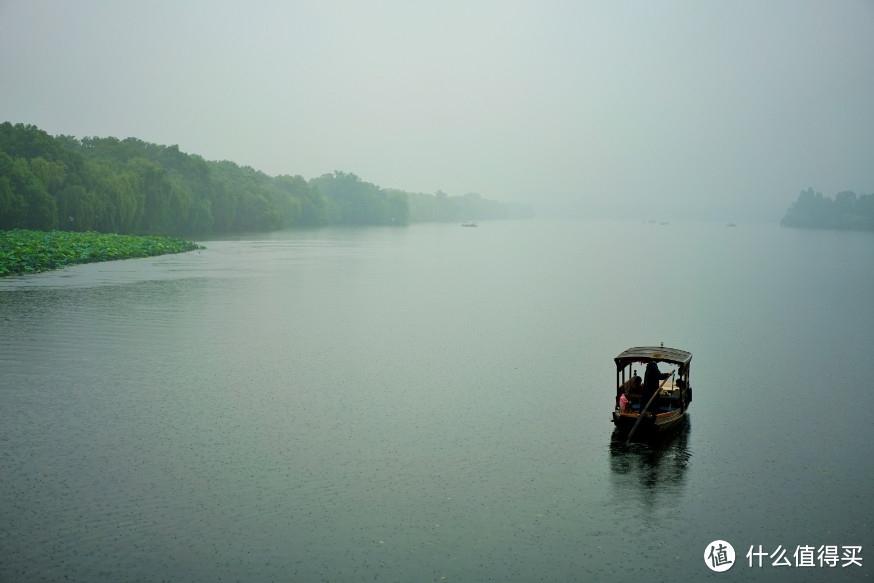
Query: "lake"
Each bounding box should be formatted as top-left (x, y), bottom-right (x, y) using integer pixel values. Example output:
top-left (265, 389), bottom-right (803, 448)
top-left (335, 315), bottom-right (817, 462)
top-left (1, 219), bottom-right (872, 582)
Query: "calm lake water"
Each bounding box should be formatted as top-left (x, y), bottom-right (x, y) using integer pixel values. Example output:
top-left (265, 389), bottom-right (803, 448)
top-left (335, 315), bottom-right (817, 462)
top-left (1, 219), bottom-right (872, 582)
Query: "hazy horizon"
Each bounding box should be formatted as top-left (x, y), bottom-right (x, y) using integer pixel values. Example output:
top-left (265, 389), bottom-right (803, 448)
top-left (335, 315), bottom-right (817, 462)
top-left (2, 0), bottom-right (872, 222)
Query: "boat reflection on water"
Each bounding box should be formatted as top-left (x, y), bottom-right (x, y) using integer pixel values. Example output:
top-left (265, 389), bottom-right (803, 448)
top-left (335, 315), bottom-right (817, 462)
top-left (608, 417), bottom-right (692, 505)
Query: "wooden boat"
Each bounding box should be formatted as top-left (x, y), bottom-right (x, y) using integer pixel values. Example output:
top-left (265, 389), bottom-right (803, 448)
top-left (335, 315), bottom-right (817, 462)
top-left (611, 345), bottom-right (692, 440)
top-left (461, 222), bottom-right (478, 227)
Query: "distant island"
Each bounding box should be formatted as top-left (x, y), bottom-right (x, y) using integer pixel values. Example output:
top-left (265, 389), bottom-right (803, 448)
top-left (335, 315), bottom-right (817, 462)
top-left (0, 122), bottom-right (533, 239)
top-left (781, 188), bottom-right (874, 231)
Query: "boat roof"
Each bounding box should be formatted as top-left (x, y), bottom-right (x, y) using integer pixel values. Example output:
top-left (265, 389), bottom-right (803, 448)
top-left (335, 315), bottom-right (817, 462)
top-left (614, 346), bottom-right (692, 367)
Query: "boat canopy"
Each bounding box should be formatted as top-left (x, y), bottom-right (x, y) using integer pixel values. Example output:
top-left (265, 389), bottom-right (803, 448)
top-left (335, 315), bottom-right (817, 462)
top-left (614, 346), bottom-right (692, 368)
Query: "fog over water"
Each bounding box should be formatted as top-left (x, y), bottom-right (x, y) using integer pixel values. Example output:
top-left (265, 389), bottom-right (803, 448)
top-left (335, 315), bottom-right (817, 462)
top-left (1, 220), bottom-right (873, 581)
top-left (1, 1), bottom-right (873, 220)
top-left (2, 2), bottom-right (874, 578)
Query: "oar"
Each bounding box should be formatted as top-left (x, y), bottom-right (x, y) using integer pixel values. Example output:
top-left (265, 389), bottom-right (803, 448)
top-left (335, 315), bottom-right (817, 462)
top-left (625, 371), bottom-right (674, 444)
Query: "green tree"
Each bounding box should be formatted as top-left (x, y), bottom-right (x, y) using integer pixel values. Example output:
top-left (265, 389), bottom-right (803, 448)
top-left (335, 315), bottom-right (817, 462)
top-left (310, 171), bottom-right (404, 225)
top-left (4, 122), bottom-right (525, 235)
top-left (82, 159), bottom-right (141, 233)
top-left (0, 152), bottom-right (26, 229)
top-left (210, 178), bottom-right (237, 233)
top-left (0, 123), bottom-right (84, 175)
top-left (9, 157), bottom-right (58, 230)
top-left (127, 157), bottom-right (187, 234)
top-left (30, 157), bottom-right (67, 197)
top-left (186, 197), bottom-right (214, 235)
top-left (386, 191), bottom-right (410, 225)
top-left (270, 174), bottom-right (328, 227)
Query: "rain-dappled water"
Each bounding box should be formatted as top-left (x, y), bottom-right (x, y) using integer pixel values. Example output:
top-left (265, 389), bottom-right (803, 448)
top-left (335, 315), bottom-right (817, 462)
top-left (1, 219), bottom-right (872, 581)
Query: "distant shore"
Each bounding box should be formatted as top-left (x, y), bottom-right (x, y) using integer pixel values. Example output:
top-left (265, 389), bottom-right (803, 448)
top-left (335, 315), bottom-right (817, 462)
top-left (0, 229), bottom-right (203, 276)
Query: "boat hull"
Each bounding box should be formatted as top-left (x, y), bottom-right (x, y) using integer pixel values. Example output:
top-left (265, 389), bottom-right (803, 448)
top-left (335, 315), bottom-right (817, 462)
top-left (611, 409), bottom-right (687, 437)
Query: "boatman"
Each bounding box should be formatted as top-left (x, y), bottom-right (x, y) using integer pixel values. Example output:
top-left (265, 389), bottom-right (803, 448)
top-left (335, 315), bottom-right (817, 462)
top-left (641, 361), bottom-right (673, 417)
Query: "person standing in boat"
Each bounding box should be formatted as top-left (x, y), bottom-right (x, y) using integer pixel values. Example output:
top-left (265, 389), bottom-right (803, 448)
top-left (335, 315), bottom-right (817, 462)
top-left (641, 361), bottom-right (673, 416)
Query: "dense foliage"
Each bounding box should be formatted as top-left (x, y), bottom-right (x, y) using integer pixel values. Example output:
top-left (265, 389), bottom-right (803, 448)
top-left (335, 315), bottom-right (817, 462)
top-left (310, 171), bottom-right (409, 225)
top-left (0, 229), bottom-right (202, 276)
top-left (1, 122), bottom-right (530, 238)
top-left (781, 188), bottom-right (874, 231)
top-left (404, 189), bottom-right (532, 222)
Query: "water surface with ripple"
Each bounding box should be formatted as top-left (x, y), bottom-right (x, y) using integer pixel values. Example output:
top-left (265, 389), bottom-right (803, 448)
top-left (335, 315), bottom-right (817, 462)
top-left (2, 220), bottom-right (872, 581)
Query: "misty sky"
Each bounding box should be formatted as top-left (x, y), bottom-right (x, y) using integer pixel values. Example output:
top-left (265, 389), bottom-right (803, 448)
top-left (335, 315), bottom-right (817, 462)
top-left (2, 1), bottom-right (872, 221)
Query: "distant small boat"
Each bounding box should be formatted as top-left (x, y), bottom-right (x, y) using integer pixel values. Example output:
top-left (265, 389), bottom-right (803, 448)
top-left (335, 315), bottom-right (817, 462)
top-left (461, 222), bottom-right (478, 227)
top-left (611, 345), bottom-right (693, 441)
top-left (726, 223), bottom-right (737, 227)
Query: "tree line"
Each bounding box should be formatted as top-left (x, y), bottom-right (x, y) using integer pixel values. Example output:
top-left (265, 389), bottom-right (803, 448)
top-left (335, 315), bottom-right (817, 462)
top-left (781, 188), bottom-right (874, 231)
top-left (0, 122), bottom-right (531, 237)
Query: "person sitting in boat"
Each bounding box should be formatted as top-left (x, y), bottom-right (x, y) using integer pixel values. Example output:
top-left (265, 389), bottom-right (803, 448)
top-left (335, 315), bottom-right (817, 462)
top-left (641, 361), bottom-right (673, 417)
top-left (616, 374), bottom-right (642, 409)
top-left (619, 392), bottom-right (630, 412)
